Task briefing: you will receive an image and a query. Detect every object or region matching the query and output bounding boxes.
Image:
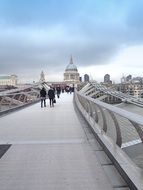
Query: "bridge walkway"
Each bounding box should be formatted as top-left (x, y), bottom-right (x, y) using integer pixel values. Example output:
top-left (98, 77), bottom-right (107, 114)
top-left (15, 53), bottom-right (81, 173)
top-left (0, 93), bottom-right (128, 190)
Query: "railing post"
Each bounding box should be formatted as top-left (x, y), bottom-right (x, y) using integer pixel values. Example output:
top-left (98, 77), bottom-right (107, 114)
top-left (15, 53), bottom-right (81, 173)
top-left (108, 110), bottom-right (122, 147)
top-left (129, 120), bottom-right (143, 143)
top-left (96, 105), bottom-right (107, 133)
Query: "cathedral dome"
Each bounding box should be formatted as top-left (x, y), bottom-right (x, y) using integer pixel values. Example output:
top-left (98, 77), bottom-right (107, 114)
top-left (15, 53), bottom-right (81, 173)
top-left (64, 56), bottom-right (80, 85)
top-left (65, 56), bottom-right (78, 72)
top-left (65, 63), bottom-right (78, 71)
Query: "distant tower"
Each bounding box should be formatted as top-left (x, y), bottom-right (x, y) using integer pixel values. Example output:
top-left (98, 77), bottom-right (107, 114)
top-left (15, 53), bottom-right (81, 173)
top-left (126, 75), bottom-right (132, 82)
top-left (40, 71), bottom-right (45, 83)
top-left (84, 74), bottom-right (89, 82)
top-left (104, 74), bottom-right (110, 83)
top-left (79, 76), bottom-right (82, 82)
top-left (121, 74), bottom-right (126, 83)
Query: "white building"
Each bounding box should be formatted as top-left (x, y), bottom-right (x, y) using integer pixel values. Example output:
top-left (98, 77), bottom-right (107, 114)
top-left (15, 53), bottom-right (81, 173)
top-left (128, 81), bottom-right (143, 98)
top-left (63, 56), bottom-right (80, 86)
top-left (0, 75), bottom-right (18, 86)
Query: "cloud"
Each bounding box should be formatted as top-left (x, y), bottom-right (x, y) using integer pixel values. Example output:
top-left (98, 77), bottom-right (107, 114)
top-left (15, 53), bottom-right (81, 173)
top-left (0, 0), bottom-right (143, 82)
top-left (0, 21), bottom-right (126, 72)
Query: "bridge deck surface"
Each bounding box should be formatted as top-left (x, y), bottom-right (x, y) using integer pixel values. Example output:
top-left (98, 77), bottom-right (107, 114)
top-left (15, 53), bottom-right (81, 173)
top-left (0, 93), bottom-right (127, 190)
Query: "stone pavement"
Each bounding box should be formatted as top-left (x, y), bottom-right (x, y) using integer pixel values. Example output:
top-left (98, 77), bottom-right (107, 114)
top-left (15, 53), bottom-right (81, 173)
top-left (0, 93), bottom-right (128, 190)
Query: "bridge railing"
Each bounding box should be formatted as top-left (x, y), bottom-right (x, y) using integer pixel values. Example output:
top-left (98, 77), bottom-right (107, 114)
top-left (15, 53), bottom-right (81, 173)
top-left (90, 82), bottom-right (143, 106)
top-left (0, 83), bottom-right (50, 114)
top-left (74, 90), bottom-right (143, 148)
top-left (0, 91), bottom-right (40, 113)
top-left (74, 89), bottom-right (143, 189)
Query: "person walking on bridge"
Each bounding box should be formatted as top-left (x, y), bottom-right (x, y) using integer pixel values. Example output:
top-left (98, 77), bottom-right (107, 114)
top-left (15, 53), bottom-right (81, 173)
top-left (56, 85), bottom-right (61, 98)
top-left (40, 87), bottom-right (46, 108)
top-left (48, 86), bottom-right (55, 107)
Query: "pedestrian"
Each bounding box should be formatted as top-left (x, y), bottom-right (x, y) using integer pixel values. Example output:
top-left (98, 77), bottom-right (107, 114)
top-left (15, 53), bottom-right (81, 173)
top-left (65, 86), bottom-right (70, 93)
top-left (40, 87), bottom-right (46, 108)
top-left (48, 86), bottom-right (55, 107)
top-left (69, 87), bottom-right (72, 94)
top-left (56, 85), bottom-right (61, 98)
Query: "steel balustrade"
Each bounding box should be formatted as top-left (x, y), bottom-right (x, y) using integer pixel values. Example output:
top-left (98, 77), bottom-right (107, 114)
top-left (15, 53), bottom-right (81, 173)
top-left (74, 90), bottom-right (143, 148)
top-left (88, 82), bottom-right (143, 106)
top-left (0, 82), bottom-right (50, 112)
top-left (0, 90), bottom-right (40, 112)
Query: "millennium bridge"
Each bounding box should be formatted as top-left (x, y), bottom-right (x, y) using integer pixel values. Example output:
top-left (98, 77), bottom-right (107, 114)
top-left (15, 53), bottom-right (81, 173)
top-left (0, 82), bottom-right (143, 190)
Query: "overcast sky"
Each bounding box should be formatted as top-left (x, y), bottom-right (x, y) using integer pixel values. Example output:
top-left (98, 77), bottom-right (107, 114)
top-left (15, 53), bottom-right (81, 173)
top-left (0, 0), bottom-right (143, 83)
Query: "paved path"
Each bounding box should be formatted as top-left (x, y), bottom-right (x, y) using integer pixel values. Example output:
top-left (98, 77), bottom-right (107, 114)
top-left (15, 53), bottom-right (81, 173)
top-left (0, 93), bottom-right (127, 190)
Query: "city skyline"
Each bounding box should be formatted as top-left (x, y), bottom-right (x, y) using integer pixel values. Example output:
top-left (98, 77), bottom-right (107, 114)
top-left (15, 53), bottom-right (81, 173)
top-left (0, 0), bottom-right (143, 83)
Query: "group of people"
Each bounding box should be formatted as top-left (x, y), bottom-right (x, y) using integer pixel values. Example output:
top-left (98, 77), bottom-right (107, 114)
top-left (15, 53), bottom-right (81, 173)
top-left (40, 85), bottom-right (74, 108)
top-left (40, 86), bottom-right (55, 108)
top-left (65, 86), bottom-right (74, 94)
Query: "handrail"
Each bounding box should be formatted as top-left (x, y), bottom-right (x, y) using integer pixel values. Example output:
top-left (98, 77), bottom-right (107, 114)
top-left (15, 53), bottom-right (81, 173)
top-left (90, 82), bottom-right (143, 107)
top-left (0, 91), bottom-right (40, 112)
top-left (76, 90), bottom-right (143, 126)
top-left (74, 89), bottom-right (143, 190)
top-left (75, 90), bottom-right (143, 147)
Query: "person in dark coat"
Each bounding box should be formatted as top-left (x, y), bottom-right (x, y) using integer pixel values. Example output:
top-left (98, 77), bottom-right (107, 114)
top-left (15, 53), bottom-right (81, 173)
top-left (48, 86), bottom-right (55, 107)
top-left (40, 87), bottom-right (46, 108)
top-left (56, 86), bottom-right (61, 98)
